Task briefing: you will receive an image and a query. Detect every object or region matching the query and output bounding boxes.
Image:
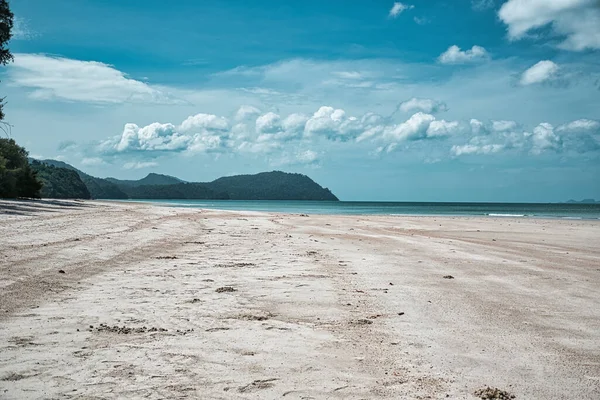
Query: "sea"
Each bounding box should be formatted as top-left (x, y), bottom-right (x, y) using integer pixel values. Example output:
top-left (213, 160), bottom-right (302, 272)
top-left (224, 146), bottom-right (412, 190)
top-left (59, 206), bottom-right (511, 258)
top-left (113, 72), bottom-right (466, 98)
top-left (117, 200), bottom-right (600, 220)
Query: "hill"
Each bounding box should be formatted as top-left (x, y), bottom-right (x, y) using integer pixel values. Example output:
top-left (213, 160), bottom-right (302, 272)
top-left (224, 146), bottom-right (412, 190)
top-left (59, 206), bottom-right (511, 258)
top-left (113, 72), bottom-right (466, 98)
top-left (30, 160), bottom-right (91, 199)
top-left (29, 160), bottom-right (338, 201)
top-left (106, 173), bottom-right (183, 187)
top-left (33, 159), bottom-right (128, 199)
top-left (208, 171), bottom-right (337, 200)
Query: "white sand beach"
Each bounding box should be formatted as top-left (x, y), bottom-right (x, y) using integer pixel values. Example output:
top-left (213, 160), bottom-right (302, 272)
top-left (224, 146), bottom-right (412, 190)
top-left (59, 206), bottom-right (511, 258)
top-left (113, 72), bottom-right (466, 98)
top-left (1, 200), bottom-right (599, 399)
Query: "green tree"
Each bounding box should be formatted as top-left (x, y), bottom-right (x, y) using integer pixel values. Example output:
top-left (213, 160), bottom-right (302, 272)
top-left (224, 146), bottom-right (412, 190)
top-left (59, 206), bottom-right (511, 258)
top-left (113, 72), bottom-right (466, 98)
top-left (0, 0), bottom-right (14, 121)
top-left (0, 138), bottom-right (41, 198)
top-left (0, 1), bottom-right (41, 198)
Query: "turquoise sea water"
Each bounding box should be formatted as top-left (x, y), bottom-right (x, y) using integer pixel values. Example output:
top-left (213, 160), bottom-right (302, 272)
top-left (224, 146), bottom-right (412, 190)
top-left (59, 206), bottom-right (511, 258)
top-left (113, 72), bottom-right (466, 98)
top-left (117, 200), bottom-right (600, 220)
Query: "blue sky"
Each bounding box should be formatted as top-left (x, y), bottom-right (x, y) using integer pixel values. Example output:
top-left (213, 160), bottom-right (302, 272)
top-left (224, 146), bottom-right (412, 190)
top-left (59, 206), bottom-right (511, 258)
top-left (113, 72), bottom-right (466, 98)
top-left (4, 0), bottom-right (600, 201)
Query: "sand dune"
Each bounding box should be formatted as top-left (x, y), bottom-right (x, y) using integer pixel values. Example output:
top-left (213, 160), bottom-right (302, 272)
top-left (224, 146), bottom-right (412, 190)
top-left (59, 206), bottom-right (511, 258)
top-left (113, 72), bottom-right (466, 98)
top-left (1, 200), bottom-right (599, 399)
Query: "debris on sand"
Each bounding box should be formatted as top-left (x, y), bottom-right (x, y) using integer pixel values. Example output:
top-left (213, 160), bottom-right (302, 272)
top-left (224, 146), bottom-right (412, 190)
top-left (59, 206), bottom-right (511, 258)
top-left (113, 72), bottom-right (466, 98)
top-left (216, 286), bottom-right (236, 293)
top-left (239, 314), bottom-right (272, 321)
top-left (206, 327), bottom-right (230, 332)
top-left (215, 262), bottom-right (255, 268)
top-left (474, 387), bottom-right (516, 399)
top-left (443, 275), bottom-right (455, 279)
top-left (92, 324), bottom-right (169, 334)
top-left (58, 269), bottom-right (65, 274)
top-left (238, 378), bottom-right (278, 393)
top-left (1, 372), bottom-right (27, 381)
top-left (351, 319), bottom-right (373, 325)
top-left (156, 256), bottom-right (178, 259)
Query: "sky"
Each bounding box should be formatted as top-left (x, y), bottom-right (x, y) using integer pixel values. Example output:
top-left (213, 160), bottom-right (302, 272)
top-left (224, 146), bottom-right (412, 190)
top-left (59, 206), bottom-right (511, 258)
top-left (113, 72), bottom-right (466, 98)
top-left (3, 0), bottom-right (600, 202)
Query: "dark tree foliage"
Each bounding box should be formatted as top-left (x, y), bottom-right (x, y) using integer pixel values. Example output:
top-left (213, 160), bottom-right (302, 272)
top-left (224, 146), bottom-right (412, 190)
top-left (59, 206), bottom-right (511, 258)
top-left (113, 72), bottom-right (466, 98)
top-left (208, 171), bottom-right (338, 200)
top-left (106, 173), bottom-right (182, 187)
top-left (121, 183), bottom-right (229, 200)
top-left (0, 139), bottom-right (41, 198)
top-left (33, 159), bottom-right (128, 199)
top-left (114, 171), bottom-right (338, 200)
top-left (0, 0), bottom-right (14, 121)
top-left (30, 160), bottom-right (91, 199)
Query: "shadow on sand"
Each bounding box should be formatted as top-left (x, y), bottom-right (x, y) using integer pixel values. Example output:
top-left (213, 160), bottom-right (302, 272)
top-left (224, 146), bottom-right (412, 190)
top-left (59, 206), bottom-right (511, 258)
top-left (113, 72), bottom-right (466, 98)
top-left (0, 199), bottom-right (93, 217)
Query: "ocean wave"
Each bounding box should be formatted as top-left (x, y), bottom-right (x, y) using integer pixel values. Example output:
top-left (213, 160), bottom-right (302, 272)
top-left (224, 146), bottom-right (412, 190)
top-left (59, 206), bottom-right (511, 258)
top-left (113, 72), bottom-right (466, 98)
top-left (487, 213), bottom-right (526, 217)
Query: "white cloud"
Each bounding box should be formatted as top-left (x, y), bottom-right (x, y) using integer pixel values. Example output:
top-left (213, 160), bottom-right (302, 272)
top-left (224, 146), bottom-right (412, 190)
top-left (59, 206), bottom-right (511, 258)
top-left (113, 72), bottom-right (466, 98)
top-left (492, 120), bottom-right (519, 132)
top-left (179, 113), bottom-right (229, 132)
top-left (399, 97), bottom-right (448, 114)
top-left (383, 112), bottom-right (436, 142)
top-left (333, 71), bottom-right (364, 79)
top-left (471, 0), bottom-right (495, 11)
top-left (123, 161), bottom-right (159, 170)
top-left (282, 113), bottom-right (309, 133)
top-left (520, 60), bottom-right (560, 85)
top-left (451, 144), bottom-right (504, 156)
top-left (389, 2), bottom-right (414, 18)
top-left (81, 157), bottom-right (106, 166)
top-left (438, 45), bottom-right (490, 64)
top-left (296, 150), bottom-right (319, 164)
top-left (12, 17), bottom-right (37, 40)
top-left (413, 16), bottom-right (430, 25)
top-left (256, 112), bottom-right (282, 133)
top-left (557, 119), bottom-right (600, 132)
top-left (498, 0), bottom-right (600, 51)
top-left (9, 53), bottom-right (179, 104)
top-left (235, 105), bottom-right (262, 121)
top-left (528, 123), bottom-right (562, 154)
top-left (427, 120), bottom-right (462, 137)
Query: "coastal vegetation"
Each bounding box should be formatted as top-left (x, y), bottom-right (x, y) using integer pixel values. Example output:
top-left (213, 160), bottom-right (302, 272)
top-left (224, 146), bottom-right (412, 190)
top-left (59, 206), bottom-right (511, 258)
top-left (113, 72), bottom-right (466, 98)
top-left (31, 159), bottom-right (339, 201)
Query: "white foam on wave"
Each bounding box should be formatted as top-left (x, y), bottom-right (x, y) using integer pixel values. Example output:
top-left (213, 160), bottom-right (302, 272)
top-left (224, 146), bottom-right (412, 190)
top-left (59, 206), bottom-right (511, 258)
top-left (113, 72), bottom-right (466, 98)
top-left (487, 213), bottom-right (526, 217)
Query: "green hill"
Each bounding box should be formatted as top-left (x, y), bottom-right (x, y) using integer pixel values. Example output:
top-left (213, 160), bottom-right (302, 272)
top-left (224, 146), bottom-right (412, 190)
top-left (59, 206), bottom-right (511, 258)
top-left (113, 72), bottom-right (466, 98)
top-left (29, 159), bottom-right (339, 201)
top-left (33, 159), bottom-right (128, 199)
top-left (106, 173), bottom-right (183, 187)
top-left (30, 160), bottom-right (91, 199)
top-left (208, 171), bottom-right (337, 200)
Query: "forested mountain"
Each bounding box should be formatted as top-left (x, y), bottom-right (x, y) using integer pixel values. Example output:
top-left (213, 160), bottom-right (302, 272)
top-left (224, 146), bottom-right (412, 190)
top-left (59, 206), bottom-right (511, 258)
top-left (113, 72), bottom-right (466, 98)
top-left (120, 183), bottom-right (228, 199)
top-left (106, 173), bottom-right (183, 187)
top-left (30, 160), bottom-right (91, 199)
top-left (33, 159), bottom-right (128, 199)
top-left (29, 159), bottom-right (339, 201)
top-left (208, 171), bottom-right (337, 200)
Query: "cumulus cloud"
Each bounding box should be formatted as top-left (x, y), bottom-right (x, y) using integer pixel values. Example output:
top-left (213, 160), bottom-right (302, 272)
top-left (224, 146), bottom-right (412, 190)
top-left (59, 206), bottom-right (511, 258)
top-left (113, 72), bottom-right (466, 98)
top-left (93, 101), bottom-right (600, 163)
top-left (235, 105), bottom-right (262, 121)
top-left (398, 98), bottom-right (448, 114)
top-left (180, 113), bottom-right (229, 132)
top-left (527, 123), bottom-right (562, 154)
top-left (123, 161), bottom-right (159, 170)
top-left (437, 45), bottom-right (490, 64)
top-left (498, 0), bottom-right (600, 51)
top-left (389, 2), bottom-right (414, 18)
top-left (9, 54), bottom-right (179, 104)
top-left (492, 120), bottom-right (519, 132)
top-left (520, 60), bottom-right (560, 85)
top-left (256, 112), bottom-right (282, 133)
top-left (557, 119), bottom-right (600, 153)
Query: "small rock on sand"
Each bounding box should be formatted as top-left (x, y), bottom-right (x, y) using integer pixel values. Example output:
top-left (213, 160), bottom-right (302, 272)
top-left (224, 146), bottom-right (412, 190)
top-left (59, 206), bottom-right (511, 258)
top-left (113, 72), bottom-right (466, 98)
top-left (216, 286), bottom-right (236, 293)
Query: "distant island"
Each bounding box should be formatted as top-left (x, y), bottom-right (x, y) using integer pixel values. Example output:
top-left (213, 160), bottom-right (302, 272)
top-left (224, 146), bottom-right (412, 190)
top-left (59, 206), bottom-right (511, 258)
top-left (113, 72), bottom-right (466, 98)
top-left (29, 159), bottom-right (338, 201)
top-left (565, 199), bottom-right (600, 204)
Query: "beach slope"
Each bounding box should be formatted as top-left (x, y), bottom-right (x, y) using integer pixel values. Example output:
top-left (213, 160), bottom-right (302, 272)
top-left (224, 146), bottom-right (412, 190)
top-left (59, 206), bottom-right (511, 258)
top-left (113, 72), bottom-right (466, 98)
top-left (1, 200), bottom-right (599, 399)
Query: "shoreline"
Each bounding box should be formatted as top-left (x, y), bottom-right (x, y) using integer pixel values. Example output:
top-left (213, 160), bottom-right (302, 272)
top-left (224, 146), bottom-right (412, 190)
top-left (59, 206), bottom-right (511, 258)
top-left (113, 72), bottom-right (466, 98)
top-left (1, 199), bottom-right (599, 399)
top-left (100, 198), bottom-right (600, 221)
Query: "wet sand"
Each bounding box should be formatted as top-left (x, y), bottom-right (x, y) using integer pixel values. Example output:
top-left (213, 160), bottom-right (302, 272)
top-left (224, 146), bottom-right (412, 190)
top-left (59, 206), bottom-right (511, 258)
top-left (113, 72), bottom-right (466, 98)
top-left (1, 199), bottom-right (599, 399)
